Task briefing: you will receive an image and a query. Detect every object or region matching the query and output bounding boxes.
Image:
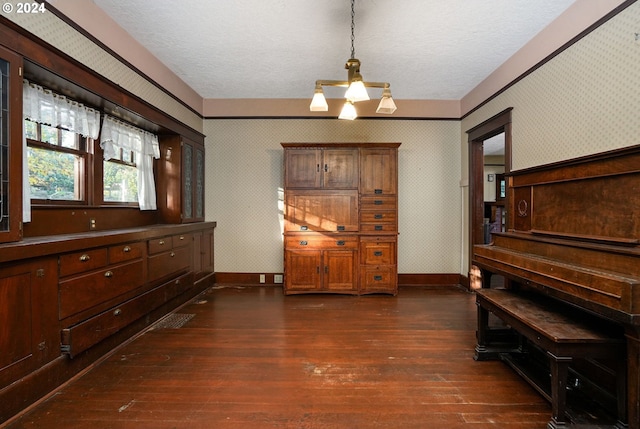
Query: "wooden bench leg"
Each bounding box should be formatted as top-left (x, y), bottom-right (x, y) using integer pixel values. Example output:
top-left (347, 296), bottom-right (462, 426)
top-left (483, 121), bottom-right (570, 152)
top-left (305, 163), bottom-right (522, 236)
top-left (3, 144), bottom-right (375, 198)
top-left (474, 302), bottom-right (490, 360)
top-left (547, 352), bottom-right (571, 429)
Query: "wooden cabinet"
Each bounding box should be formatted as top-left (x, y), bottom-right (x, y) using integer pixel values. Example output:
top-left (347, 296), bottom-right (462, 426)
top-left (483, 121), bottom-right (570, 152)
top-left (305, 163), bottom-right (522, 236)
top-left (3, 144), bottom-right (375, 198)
top-left (284, 235), bottom-right (358, 293)
top-left (285, 147), bottom-right (359, 189)
top-left (0, 47), bottom-right (23, 243)
top-left (282, 143), bottom-right (400, 295)
top-left (157, 136), bottom-right (205, 223)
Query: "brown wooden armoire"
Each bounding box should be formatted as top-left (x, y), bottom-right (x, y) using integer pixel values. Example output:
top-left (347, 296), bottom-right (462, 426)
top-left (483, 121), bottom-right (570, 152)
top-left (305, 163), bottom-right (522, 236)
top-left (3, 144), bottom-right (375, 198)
top-left (282, 143), bottom-right (400, 295)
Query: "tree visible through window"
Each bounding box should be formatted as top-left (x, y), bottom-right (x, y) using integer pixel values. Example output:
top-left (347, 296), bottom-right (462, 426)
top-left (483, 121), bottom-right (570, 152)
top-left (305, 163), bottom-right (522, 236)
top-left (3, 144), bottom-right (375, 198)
top-left (103, 149), bottom-right (138, 203)
top-left (25, 120), bottom-right (86, 201)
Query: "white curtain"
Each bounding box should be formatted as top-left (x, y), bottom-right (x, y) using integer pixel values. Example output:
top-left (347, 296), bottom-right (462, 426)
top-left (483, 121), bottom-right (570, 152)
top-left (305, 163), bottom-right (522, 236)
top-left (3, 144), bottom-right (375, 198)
top-left (23, 79), bottom-right (100, 139)
top-left (22, 79), bottom-right (102, 222)
top-left (100, 115), bottom-right (160, 210)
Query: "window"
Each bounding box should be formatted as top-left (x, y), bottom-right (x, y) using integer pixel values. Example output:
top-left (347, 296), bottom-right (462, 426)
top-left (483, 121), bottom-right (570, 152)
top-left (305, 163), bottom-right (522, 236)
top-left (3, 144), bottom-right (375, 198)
top-left (25, 119), bottom-right (88, 202)
top-left (103, 148), bottom-right (138, 203)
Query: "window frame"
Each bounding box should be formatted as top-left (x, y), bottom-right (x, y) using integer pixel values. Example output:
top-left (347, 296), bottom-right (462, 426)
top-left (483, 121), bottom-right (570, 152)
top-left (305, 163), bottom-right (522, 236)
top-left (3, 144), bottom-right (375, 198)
top-left (25, 120), bottom-right (92, 206)
top-left (100, 146), bottom-right (140, 207)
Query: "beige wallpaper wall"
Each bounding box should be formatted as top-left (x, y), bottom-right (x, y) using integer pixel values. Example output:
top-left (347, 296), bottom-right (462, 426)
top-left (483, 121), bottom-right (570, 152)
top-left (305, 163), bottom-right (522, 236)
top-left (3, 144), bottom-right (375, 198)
top-left (203, 119), bottom-right (462, 275)
top-left (5, 7), bottom-right (203, 133)
top-left (460, 2), bottom-right (640, 273)
top-left (462, 2), bottom-right (640, 173)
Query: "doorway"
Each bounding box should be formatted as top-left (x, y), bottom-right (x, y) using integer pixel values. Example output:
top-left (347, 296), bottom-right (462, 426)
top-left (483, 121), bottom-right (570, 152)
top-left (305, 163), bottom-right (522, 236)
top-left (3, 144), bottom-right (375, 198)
top-left (466, 108), bottom-right (512, 289)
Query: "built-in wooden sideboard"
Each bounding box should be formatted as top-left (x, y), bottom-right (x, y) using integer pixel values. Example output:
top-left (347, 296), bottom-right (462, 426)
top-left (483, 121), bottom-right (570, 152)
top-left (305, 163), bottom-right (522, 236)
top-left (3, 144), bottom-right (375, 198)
top-left (282, 143), bottom-right (400, 295)
top-left (0, 222), bottom-right (215, 423)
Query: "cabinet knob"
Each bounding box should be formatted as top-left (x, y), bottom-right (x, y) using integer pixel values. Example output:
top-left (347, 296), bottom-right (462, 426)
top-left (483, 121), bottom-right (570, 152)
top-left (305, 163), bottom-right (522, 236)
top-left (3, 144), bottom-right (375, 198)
top-left (159, 240), bottom-right (166, 245)
top-left (170, 251), bottom-right (176, 257)
top-left (179, 235), bottom-right (185, 240)
top-left (113, 308), bottom-right (122, 316)
top-left (79, 254), bottom-right (90, 262)
top-left (123, 246), bottom-right (131, 252)
top-left (104, 271), bottom-right (113, 278)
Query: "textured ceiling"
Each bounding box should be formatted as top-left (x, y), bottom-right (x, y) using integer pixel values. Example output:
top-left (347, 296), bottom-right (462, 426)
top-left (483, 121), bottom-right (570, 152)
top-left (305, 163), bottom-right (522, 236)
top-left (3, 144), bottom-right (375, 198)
top-left (91, 0), bottom-right (576, 101)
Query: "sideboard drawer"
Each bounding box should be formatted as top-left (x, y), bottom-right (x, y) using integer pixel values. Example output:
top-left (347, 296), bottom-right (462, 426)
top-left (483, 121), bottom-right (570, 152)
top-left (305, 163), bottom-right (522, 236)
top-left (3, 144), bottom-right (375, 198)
top-left (172, 233), bottom-right (191, 248)
top-left (148, 245), bottom-right (191, 283)
top-left (59, 260), bottom-right (145, 320)
top-left (59, 248), bottom-right (108, 277)
top-left (108, 241), bottom-right (145, 264)
top-left (61, 284), bottom-right (166, 358)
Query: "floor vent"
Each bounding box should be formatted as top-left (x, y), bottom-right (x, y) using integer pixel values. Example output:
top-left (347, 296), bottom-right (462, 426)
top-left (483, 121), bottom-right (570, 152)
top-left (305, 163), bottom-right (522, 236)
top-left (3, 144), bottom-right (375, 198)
top-left (151, 313), bottom-right (195, 330)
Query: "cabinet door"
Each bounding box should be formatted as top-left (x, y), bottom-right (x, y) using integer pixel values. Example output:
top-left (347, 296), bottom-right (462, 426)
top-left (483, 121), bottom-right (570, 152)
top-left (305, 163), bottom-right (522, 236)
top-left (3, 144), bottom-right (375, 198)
top-left (323, 149), bottom-right (358, 189)
top-left (285, 250), bottom-right (321, 291)
top-left (0, 47), bottom-right (23, 243)
top-left (360, 148), bottom-right (397, 195)
top-left (0, 258), bottom-right (58, 388)
top-left (285, 149), bottom-right (321, 188)
top-left (285, 190), bottom-right (358, 232)
top-left (324, 250), bottom-right (357, 292)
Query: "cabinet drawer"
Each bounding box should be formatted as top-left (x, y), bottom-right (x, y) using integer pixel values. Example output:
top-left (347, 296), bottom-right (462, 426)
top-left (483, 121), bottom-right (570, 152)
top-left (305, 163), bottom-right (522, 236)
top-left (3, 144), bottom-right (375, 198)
top-left (59, 260), bottom-right (145, 320)
top-left (360, 196), bottom-right (397, 211)
top-left (61, 284), bottom-right (166, 358)
top-left (148, 236), bottom-right (172, 255)
top-left (360, 223), bottom-right (398, 233)
top-left (360, 266), bottom-right (397, 292)
top-left (360, 211), bottom-right (397, 223)
top-left (164, 272), bottom-right (195, 302)
top-left (172, 233), bottom-right (191, 248)
top-left (109, 242), bottom-right (144, 264)
top-left (360, 241), bottom-right (396, 265)
top-left (59, 248), bottom-right (108, 277)
top-left (148, 245), bottom-right (191, 283)
top-left (285, 235), bottom-right (358, 250)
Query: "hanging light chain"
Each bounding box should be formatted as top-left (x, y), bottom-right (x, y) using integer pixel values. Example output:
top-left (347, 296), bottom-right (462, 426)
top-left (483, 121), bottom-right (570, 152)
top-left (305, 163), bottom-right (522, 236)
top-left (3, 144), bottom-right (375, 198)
top-left (350, 0), bottom-right (356, 59)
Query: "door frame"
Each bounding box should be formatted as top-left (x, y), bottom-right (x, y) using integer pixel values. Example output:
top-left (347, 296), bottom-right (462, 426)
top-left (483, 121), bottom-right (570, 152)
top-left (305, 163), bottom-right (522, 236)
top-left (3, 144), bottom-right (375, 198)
top-left (466, 108), bottom-right (512, 284)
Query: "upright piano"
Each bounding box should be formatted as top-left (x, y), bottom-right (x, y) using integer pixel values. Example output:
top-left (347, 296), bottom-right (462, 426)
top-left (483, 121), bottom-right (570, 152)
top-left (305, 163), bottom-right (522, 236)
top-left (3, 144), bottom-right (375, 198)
top-left (473, 145), bottom-right (640, 428)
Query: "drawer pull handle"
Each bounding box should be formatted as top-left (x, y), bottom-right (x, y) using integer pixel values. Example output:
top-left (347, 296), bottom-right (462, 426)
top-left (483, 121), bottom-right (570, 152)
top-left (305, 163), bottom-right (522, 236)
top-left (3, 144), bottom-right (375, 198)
top-left (374, 214), bottom-right (383, 219)
top-left (336, 240), bottom-right (345, 246)
top-left (104, 271), bottom-right (113, 278)
top-left (113, 308), bottom-right (122, 316)
top-left (374, 189), bottom-right (383, 194)
top-left (170, 251), bottom-right (176, 257)
top-left (374, 200), bottom-right (383, 205)
top-left (374, 251), bottom-right (383, 256)
top-left (123, 246), bottom-right (131, 252)
top-left (159, 240), bottom-right (166, 245)
top-left (375, 225), bottom-right (383, 231)
top-left (179, 235), bottom-right (185, 240)
top-left (337, 226), bottom-right (345, 231)
top-left (374, 275), bottom-right (383, 281)
top-left (79, 254), bottom-right (90, 262)
top-left (300, 226), bottom-right (308, 231)
top-left (299, 241), bottom-right (308, 246)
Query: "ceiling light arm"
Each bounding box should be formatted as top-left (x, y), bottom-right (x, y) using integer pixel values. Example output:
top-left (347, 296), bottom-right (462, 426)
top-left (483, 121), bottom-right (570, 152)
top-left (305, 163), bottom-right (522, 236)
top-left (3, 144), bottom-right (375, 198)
top-left (314, 80), bottom-right (391, 90)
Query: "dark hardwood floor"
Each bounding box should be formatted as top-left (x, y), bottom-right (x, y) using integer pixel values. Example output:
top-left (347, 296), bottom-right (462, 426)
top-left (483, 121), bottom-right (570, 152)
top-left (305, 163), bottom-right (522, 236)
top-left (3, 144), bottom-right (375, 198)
top-left (3, 286), bottom-right (552, 429)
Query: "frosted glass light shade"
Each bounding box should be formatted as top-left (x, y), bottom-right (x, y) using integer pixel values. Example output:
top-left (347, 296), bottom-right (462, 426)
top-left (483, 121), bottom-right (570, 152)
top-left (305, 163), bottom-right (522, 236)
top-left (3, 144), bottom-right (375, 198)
top-left (310, 88), bottom-right (328, 111)
top-left (344, 80), bottom-right (369, 102)
top-left (376, 95), bottom-right (397, 114)
top-left (338, 101), bottom-right (357, 120)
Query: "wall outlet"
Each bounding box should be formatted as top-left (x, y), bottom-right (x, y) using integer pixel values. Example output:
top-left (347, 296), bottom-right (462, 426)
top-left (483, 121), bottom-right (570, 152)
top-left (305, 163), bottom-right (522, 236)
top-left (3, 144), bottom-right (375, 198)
top-left (274, 274), bottom-right (283, 284)
top-left (259, 274), bottom-right (266, 283)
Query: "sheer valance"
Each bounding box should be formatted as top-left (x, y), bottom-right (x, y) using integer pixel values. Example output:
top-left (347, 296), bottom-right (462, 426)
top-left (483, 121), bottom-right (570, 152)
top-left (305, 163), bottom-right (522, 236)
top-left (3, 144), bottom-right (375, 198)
top-left (22, 79), bottom-right (100, 139)
top-left (100, 115), bottom-right (160, 210)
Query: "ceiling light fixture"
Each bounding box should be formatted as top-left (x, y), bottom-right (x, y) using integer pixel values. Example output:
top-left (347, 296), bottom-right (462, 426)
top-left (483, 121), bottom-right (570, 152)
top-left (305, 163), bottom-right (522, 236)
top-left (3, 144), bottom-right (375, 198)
top-left (309, 0), bottom-right (397, 120)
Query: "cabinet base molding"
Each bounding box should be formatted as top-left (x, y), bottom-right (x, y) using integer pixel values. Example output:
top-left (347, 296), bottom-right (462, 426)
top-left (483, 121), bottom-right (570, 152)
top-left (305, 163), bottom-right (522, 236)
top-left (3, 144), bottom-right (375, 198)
top-left (213, 272), bottom-right (464, 288)
top-left (398, 273), bottom-right (465, 287)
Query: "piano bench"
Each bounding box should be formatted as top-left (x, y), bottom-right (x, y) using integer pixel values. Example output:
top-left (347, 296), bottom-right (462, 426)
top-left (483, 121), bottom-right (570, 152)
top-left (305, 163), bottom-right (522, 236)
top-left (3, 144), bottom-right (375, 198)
top-left (474, 288), bottom-right (627, 429)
